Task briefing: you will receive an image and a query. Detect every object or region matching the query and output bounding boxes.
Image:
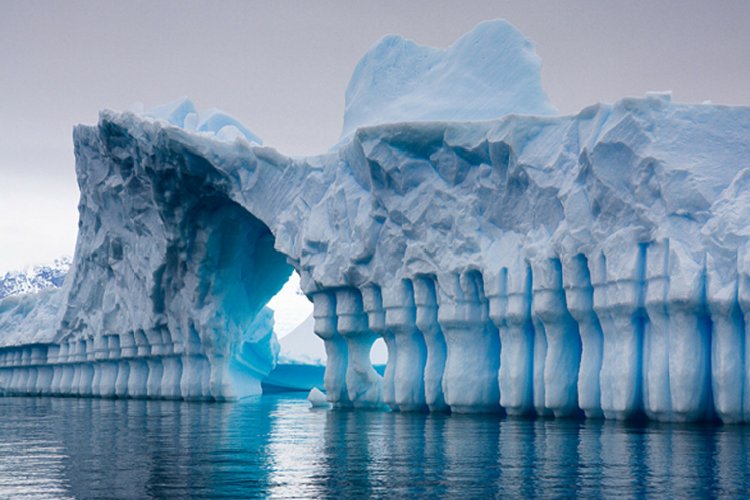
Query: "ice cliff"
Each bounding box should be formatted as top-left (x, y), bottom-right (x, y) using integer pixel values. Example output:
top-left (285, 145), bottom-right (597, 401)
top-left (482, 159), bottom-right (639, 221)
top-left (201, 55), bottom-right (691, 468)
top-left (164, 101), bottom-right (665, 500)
top-left (2, 20), bottom-right (750, 423)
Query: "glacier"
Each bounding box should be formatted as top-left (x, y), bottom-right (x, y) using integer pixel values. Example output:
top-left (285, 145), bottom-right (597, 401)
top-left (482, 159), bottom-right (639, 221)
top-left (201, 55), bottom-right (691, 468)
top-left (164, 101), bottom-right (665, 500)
top-left (2, 20), bottom-right (750, 423)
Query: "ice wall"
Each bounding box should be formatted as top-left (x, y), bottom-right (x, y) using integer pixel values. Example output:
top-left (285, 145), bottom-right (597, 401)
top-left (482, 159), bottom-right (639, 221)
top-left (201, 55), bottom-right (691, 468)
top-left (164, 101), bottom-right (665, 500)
top-left (2, 20), bottom-right (750, 422)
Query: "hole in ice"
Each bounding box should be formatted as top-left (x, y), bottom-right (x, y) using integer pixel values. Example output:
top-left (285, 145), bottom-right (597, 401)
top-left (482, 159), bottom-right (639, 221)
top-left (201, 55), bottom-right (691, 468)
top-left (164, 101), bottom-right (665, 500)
top-left (268, 273), bottom-right (389, 367)
top-left (267, 272), bottom-right (312, 339)
top-left (370, 338), bottom-right (388, 367)
top-left (268, 272), bottom-right (323, 365)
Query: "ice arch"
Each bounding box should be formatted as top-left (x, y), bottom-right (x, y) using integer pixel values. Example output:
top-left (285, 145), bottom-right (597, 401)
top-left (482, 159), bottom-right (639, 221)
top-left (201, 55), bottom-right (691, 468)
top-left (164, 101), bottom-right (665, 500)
top-left (0, 116), bottom-right (299, 401)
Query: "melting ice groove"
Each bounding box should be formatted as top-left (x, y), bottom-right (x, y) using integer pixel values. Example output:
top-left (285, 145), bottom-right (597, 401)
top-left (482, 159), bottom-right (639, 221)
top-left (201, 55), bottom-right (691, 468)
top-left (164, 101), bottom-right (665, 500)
top-left (2, 20), bottom-right (750, 423)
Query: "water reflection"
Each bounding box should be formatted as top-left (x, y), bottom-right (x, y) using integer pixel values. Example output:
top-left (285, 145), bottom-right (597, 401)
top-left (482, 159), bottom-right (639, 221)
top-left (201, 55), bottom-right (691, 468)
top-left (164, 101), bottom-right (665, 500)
top-left (0, 395), bottom-right (749, 498)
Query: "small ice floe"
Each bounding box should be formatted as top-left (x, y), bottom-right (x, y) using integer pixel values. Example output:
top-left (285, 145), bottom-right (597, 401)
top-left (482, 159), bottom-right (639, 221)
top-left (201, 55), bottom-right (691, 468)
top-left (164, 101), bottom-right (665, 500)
top-left (307, 387), bottom-right (330, 409)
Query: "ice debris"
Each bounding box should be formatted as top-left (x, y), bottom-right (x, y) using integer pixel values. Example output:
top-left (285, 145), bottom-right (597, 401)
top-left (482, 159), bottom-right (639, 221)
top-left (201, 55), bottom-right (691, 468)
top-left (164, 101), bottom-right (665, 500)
top-left (307, 387), bottom-right (330, 409)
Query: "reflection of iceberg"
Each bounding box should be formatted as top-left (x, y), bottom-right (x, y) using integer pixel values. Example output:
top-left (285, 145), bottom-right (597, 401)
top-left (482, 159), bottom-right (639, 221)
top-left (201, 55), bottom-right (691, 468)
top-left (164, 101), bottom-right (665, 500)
top-left (2, 395), bottom-right (748, 496)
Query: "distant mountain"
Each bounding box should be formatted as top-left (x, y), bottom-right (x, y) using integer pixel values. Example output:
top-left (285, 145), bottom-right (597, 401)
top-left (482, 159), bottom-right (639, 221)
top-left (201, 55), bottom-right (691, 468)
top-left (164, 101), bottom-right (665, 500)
top-left (0, 257), bottom-right (71, 299)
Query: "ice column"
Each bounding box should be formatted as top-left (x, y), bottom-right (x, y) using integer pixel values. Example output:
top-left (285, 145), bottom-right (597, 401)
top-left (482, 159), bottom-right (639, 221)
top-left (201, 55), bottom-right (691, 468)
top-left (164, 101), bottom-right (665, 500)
top-left (413, 276), bottom-right (448, 411)
top-left (90, 336), bottom-right (105, 397)
top-left (59, 340), bottom-right (75, 395)
top-left (36, 345), bottom-right (54, 396)
top-left (129, 330), bottom-right (150, 398)
top-left (665, 248), bottom-right (711, 422)
top-left (180, 327), bottom-right (209, 400)
top-left (312, 292), bottom-right (350, 407)
top-left (115, 333), bottom-right (134, 398)
top-left (383, 280), bottom-right (427, 411)
top-left (709, 257), bottom-right (744, 423)
top-left (532, 258), bottom-right (581, 417)
top-left (437, 272), bottom-right (500, 413)
top-left (98, 335), bottom-right (119, 397)
top-left (362, 285), bottom-right (397, 410)
top-left (62, 343), bottom-right (75, 395)
top-left (80, 337), bottom-right (95, 396)
top-left (489, 264), bottom-right (534, 416)
top-left (68, 339), bottom-right (82, 394)
top-left (735, 251), bottom-right (750, 423)
top-left (643, 240), bottom-right (672, 420)
top-left (591, 245), bottom-right (645, 419)
top-left (645, 241), bottom-right (711, 421)
top-left (161, 330), bottom-right (183, 399)
top-left (336, 288), bottom-right (382, 408)
top-left (146, 328), bottom-right (166, 398)
top-left (562, 254), bottom-right (603, 418)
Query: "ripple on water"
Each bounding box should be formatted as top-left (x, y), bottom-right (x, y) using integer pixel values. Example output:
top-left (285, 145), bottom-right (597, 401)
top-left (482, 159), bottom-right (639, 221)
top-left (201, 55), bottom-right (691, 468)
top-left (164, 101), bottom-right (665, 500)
top-left (0, 395), bottom-right (747, 498)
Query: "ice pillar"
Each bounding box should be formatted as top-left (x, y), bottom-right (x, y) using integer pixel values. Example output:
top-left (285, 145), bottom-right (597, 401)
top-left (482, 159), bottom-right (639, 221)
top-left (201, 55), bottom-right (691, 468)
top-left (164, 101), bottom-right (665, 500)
top-left (312, 291), bottom-right (350, 407)
top-left (362, 285), bottom-right (397, 410)
top-left (645, 241), bottom-right (711, 422)
top-left (146, 328), bottom-right (166, 398)
top-left (562, 254), bottom-right (603, 418)
top-left (383, 280), bottom-right (427, 412)
top-left (437, 271), bottom-right (500, 413)
top-left (710, 257), bottom-right (744, 423)
top-left (161, 330), bottom-right (183, 399)
top-left (532, 258), bottom-right (581, 417)
top-left (591, 244), bottom-right (645, 420)
top-left (665, 250), bottom-right (711, 421)
top-left (736, 252), bottom-right (750, 423)
top-left (129, 330), bottom-right (150, 398)
top-left (489, 264), bottom-right (534, 416)
top-left (336, 288), bottom-right (382, 408)
top-left (115, 333), bottom-right (134, 398)
top-left (643, 240), bottom-right (672, 420)
top-left (413, 276), bottom-right (448, 411)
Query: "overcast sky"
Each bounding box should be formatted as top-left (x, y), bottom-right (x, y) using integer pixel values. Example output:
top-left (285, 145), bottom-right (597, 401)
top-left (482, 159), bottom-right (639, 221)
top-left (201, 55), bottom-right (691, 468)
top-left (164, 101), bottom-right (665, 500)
top-left (1, 0), bottom-right (749, 274)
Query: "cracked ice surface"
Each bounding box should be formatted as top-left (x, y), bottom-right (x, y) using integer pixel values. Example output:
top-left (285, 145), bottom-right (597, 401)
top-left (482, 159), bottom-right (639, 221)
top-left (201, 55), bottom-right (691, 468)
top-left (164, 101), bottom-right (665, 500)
top-left (2, 21), bottom-right (750, 423)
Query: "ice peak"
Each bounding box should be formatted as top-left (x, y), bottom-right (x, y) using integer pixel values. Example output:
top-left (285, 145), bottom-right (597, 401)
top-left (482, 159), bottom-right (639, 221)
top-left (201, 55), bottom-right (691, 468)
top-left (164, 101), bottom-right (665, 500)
top-left (341, 19), bottom-right (557, 139)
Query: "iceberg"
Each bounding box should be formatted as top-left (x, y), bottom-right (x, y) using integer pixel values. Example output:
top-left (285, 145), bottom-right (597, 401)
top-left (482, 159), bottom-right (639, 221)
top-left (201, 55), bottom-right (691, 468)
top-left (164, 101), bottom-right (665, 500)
top-left (2, 20), bottom-right (750, 423)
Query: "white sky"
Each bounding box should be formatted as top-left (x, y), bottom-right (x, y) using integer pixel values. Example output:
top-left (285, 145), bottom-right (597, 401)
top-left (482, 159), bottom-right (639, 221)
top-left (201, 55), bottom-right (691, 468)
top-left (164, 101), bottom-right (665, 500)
top-left (1, 1), bottom-right (749, 312)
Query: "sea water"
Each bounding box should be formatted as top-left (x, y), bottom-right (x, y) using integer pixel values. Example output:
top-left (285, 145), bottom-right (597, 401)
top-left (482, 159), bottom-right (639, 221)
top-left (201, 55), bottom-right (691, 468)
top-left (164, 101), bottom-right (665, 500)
top-left (0, 394), bottom-right (748, 498)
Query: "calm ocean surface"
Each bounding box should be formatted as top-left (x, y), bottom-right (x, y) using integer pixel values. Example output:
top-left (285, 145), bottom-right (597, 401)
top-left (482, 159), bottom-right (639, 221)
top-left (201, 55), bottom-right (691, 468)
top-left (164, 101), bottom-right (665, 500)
top-left (0, 394), bottom-right (748, 499)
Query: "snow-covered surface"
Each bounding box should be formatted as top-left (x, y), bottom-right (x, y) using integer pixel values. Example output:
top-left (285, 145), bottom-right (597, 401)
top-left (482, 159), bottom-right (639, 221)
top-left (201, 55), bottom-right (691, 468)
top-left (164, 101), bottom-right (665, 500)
top-left (0, 257), bottom-right (70, 300)
top-left (2, 20), bottom-right (750, 420)
top-left (0, 258), bottom-right (70, 348)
